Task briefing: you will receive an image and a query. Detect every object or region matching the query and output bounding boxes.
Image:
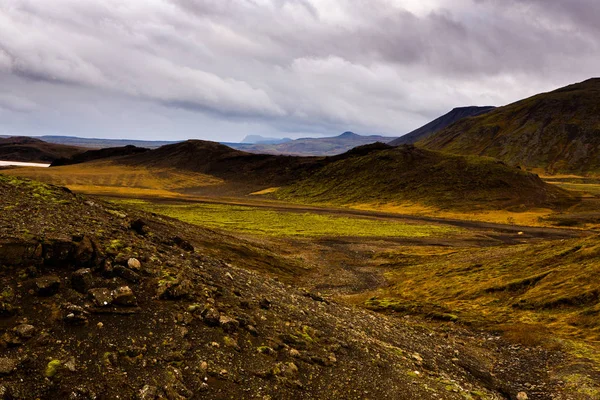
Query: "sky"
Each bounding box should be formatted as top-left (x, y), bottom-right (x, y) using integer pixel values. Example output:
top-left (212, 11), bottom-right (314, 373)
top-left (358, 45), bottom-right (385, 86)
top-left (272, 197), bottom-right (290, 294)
top-left (0, 0), bottom-right (599, 142)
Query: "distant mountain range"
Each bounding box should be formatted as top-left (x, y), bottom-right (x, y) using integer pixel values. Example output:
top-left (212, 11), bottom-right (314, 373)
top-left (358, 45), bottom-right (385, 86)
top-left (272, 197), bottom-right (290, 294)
top-left (227, 131), bottom-right (398, 156)
top-left (389, 106), bottom-right (496, 146)
top-left (420, 78), bottom-right (600, 174)
top-left (241, 135), bottom-right (292, 145)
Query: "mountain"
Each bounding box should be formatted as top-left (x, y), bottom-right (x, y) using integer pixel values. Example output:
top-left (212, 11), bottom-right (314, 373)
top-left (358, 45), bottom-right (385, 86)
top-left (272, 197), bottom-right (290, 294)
top-left (0, 136), bottom-right (86, 163)
top-left (227, 131), bottom-right (398, 156)
top-left (38, 135), bottom-right (179, 149)
top-left (420, 78), bottom-right (600, 174)
top-left (119, 140), bottom-right (329, 194)
top-left (50, 145), bottom-right (150, 167)
top-left (120, 140), bottom-right (574, 209)
top-left (275, 144), bottom-right (574, 210)
top-left (241, 135), bottom-right (292, 144)
top-left (389, 106), bottom-right (496, 146)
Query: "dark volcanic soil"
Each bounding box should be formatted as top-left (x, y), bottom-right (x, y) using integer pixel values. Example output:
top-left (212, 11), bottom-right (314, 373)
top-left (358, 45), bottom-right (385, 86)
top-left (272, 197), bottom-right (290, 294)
top-left (0, 175), bottom-right (596, 399)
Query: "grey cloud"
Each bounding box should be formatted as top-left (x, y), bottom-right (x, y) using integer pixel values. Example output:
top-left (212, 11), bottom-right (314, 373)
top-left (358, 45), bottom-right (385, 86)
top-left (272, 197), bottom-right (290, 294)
top-left (0, 0), bottom-right (598, 141)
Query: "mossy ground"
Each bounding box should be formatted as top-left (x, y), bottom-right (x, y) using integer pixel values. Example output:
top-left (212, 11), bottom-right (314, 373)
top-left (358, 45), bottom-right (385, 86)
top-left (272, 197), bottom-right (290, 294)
top-left (114, 200), bottom-right (461, 238)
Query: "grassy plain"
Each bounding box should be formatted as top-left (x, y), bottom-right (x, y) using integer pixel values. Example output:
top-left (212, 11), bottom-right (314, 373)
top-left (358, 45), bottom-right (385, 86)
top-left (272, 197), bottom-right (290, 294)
top-left (115, 199), bottom-right (461, 238)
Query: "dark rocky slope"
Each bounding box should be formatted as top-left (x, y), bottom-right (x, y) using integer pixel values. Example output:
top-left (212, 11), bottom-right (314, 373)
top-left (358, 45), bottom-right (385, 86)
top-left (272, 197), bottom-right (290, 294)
top-left (0, 175), bottom-right (578, 399)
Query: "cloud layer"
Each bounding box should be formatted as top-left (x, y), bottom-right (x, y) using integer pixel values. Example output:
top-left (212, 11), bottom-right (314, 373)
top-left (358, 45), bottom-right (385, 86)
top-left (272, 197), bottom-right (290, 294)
top-left (0, 0), bottom-right (598, 141)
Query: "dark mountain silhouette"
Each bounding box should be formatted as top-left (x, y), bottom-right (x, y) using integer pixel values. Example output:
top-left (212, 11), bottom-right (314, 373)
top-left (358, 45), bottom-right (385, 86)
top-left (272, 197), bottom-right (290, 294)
top-left (389, 106), bottom-right (496, 146)
top-left (420, 78), bottom-right (600, 174)
top-left (50, 145), bottom-right (150, 167)
top-left (0, 137), bottom-right (86, 163)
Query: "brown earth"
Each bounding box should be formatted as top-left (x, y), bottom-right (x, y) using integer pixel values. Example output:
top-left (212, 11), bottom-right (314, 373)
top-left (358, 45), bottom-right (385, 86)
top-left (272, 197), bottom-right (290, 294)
top-left (1, 175), bottom-right (597, 399)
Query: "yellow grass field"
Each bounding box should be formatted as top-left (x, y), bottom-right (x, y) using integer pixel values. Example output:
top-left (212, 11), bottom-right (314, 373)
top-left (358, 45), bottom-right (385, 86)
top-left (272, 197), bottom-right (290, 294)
top-left (0, 161), bottom-right (223, 198)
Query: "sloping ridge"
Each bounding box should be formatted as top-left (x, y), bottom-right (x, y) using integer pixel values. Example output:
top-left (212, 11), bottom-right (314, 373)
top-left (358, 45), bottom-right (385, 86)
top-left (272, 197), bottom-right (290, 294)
top-left (420, 78), bottom-right (600, 174)
top-left (276, 144), bottom-right (574, 209)
top-left (50, 145), bottom-right (150, 167)
top-left (119, 140), bottom-right (328, 187)
top-left (0, 136), bottom-right (85, 163)
top-left (390, 107), bottom-right (496, 146)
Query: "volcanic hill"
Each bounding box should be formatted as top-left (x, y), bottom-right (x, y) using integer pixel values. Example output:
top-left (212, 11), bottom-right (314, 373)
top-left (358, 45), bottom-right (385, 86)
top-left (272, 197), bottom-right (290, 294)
top-left (0, 137), bottom-right (85, 163)
top-left (389, 106), bottom-right (495, 146)
top-left (275, 144), bottom-right (574, 210)
top-left (420, 78), bottom-right (600, 174)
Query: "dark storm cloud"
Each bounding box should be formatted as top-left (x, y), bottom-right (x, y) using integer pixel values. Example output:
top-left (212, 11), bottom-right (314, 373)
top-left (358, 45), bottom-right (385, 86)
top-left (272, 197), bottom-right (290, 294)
top-left (0, 0), bottom-right (598, 141)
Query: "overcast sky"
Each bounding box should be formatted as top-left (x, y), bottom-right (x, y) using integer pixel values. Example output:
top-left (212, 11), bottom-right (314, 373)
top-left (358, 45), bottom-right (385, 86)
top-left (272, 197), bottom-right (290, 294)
top-left (0, 0), bottom-right (598, 141)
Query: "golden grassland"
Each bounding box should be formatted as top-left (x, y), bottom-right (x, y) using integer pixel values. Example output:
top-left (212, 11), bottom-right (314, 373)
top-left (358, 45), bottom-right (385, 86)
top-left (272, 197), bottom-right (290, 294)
top-left (0, 161), bottom-right (223, 197)
top-left (339, 236), bottom-right (600, 361)
top-left (114, 199), bottom-right (462, 238)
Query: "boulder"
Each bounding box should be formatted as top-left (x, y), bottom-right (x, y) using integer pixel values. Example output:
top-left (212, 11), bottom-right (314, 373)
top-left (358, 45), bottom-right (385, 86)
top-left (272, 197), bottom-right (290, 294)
top-left (71, 268), bottom-right (94, 294)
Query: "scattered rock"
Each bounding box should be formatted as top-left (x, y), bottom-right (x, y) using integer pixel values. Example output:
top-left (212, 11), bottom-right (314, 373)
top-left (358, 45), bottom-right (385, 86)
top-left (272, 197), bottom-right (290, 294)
top-left (158, 279), bottom-right (193, 300)
top-left (34, 276), bottom-right (61, 296)
top-left (128, 258), bottom-right (142, 270)
top-left (71, 268), bottom-right (94, 294)
top-left (259, 298), bottom-right (271, 310)
top-left (130, 219), bottom-right (149, 236)
top-left (111, 286), bottom-right (137, 306)
top-left (138, 385), bottom-right (161, 400)
top-left (173, 236), bottom-right (194, 252)
top-left (219, 315), bottom-right (239, 333)
top-left (63, 303), bottom-right (89, 325)
top-left (201, 307), bottom-right (220, 327)
top-left (88, 288), bottom-right (113, 307)
top-left (74, 236), bottom-right (97, 266)
top-left (0, 385), bottom-right (12, 399)
top-left (14, 324), bottom-right (35, 339)
top-left (0, 358), bottom-right (18, 375)
top-left (114, 265), bottom-right (141, 283)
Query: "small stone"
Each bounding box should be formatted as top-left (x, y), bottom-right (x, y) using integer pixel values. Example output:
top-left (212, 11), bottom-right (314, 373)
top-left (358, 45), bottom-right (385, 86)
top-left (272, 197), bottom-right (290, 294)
top-left (225, 272), bottom-right (233, 280)
top-left (63, 303), bottom-right (89, 325)
top-left (138, 384), bottom-right (160, 400)
top-left (111, 286), bottom-right (137, 306)
top-left (219, 369), bottom-right (228, 378)
top-left (283, 362), bottom-right (299, 378)
top-left (219, 315), bottom-right (239, 333)
top-left (201, 307), bottom-right (221, 327)
top-left (128, 258), bottom-right (142, 270)
top-left (88, 288), bottom-right (113, 307)
top-left (199, 361), bottom-right (208, 372)
top-left (97, 322), bottom-right (104, 328)
top-left (0, 358), bottom-right (18, 375)
top-left (289, 349), bottom-right (300, 357)
top-left (64, 358), bottom-right (77, 372)
top-left (114, 265), bottom-right (141, 283)
top-left (517, 392), bottom-right (528, 400)
top-left (130, 219), bottom-right (148, 235)
top-left (259, 298), bottom-right (271, 310)
top-left (223, 336), bottom-right (240, 350)
top-left (71, 268), bottom-right (94, 294)
top-left (14, 324), bottom-right (35, 339)
top-left (35, 276), bottom-right (61, 296)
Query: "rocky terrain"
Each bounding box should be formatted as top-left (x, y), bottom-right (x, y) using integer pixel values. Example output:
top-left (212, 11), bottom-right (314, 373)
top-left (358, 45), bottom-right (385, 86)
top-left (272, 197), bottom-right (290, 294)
top-left (0, 175), bottom-right (593, 399)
